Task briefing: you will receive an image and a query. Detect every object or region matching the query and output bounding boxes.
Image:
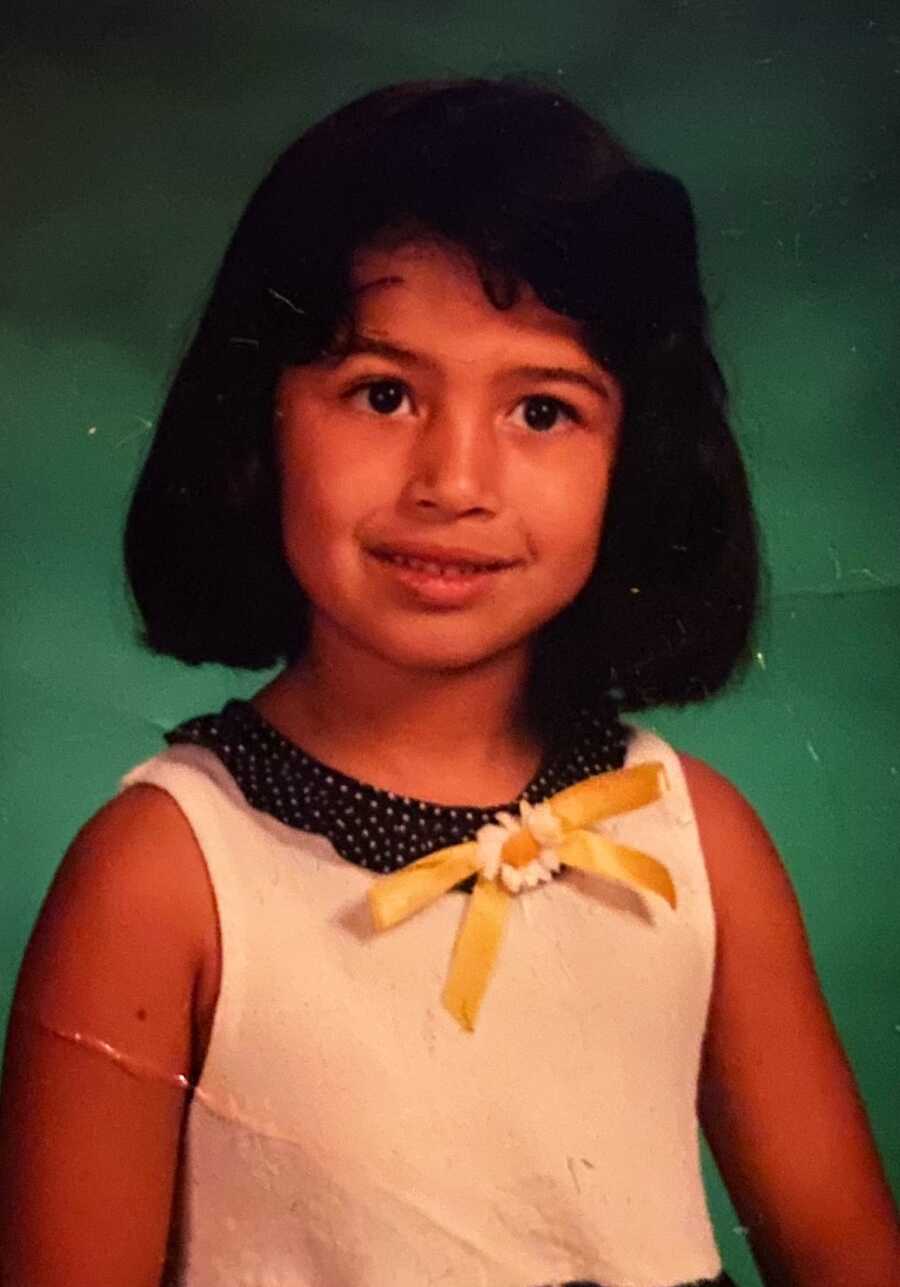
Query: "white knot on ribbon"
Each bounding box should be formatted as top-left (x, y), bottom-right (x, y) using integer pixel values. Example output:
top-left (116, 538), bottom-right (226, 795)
top-left (474, 798), bottom-right (566, 893)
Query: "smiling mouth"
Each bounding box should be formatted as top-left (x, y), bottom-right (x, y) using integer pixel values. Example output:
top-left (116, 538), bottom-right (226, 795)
top-left (370, 551), bottom-right (517, 579)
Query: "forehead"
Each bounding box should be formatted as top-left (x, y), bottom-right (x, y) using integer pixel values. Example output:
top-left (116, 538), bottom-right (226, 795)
top-left (348, 238), bottom-right (591, 355)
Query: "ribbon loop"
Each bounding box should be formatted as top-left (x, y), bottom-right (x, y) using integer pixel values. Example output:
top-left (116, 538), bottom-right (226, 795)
top-left (558, 832), bottom-right (676, 908)
top-left (370, 845), bottom-right (480, 931)
top-left (548, 762), bottom-right (666, 830)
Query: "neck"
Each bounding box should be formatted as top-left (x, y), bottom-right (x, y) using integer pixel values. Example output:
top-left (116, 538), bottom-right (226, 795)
top-left (252, 632), bottom-right (540, 806)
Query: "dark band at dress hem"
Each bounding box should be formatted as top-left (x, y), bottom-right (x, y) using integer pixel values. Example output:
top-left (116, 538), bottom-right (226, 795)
top-left (540, 1275), bottom-right (737, 1287)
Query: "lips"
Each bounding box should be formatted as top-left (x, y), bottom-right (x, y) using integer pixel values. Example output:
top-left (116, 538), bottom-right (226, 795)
top-left (368, 543), bottom-right (520, 578)
top-left (372, 551), bottom-right (510, 579)
top-left (366, 541), bottom-right (521, 606)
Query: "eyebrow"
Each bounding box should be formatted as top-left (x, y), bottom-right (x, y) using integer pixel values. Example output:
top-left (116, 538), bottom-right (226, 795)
top-left (325, 334), bottom-right (611, 400)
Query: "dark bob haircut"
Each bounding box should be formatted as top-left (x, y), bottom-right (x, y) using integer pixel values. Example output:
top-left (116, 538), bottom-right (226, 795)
top-left (125, 77), bottom-right (759, 738)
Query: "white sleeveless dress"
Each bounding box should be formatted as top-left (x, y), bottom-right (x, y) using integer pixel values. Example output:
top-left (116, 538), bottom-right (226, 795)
top-left (121, 727), bottom-right (723, 1287)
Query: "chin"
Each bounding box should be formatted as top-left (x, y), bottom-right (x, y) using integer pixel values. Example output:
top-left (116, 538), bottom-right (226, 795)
top-left (342, 615), bottom-right (515, 674)
top-left (360, 620), bottom-right (528, 675)
top-left (384, 640), bottom-right (513, 674)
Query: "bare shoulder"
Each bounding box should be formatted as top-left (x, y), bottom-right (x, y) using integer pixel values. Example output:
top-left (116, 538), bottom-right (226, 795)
top-left (678, 753), bottom-right (899, 1283)
top-left (9, 783), bottom-right (221, 1076)
top-left (0, 786), bottom-right (222, 1283)
top-left (37, 783), bottom-right (217, 967)
top-left (678, 751), bottom-right (799, 928)
top-left (62, 781), bottom-right (203, 877)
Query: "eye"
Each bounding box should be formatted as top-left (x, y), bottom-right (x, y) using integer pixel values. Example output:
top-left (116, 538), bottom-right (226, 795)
top-left (513, 395), bottom-right (581, 433)
top-left (348, 379), bottom-right (413, 416)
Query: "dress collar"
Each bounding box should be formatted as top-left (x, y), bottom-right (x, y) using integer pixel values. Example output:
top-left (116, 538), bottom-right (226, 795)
top-left (166, 699), bottom-right (628, 874)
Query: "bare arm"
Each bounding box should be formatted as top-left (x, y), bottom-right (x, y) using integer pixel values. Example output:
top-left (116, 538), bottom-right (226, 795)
top-left (0, 786), bottom-right (219, 1287)
top-left (683, 754), bottom-right (899, 1287)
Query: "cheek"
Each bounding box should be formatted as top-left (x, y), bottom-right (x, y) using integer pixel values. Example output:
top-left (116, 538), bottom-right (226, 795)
top-left (276, 427), bottom-right (339, 586)
top-left (531, 449), bottom-right (616, 567)
top-left (276, 423), bottom-right (397, 590)
top-left (277, 414), bottom-right (356, 534)
top-left (278, 459), bottom-right (322, 556)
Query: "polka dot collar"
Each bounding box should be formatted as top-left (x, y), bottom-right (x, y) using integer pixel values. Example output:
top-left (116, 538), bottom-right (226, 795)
top-left (165, 699), bottom-right (628, 875)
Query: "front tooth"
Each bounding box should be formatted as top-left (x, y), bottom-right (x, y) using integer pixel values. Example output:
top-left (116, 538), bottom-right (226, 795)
top-left (386, 554), bottom-right (491, 576)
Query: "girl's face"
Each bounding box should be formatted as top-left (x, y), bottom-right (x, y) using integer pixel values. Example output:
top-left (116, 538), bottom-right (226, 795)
top-left (275, 238), bottom-right (623, 676)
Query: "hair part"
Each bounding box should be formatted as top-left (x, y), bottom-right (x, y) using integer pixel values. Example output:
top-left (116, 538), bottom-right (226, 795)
top-left (124, 76), bottom-right (759, 735)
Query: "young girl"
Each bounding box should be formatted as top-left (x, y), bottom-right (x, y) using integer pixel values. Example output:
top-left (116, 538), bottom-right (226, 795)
top-left (0, 78), bottom-right (895, 1287)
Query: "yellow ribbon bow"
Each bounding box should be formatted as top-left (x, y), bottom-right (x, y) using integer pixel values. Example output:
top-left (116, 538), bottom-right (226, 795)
top-left (368, 762), bottom-right (676, 1031)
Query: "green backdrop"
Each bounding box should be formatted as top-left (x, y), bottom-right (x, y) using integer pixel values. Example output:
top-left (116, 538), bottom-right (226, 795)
top-left (2, 3), bottom-right (897, 1282)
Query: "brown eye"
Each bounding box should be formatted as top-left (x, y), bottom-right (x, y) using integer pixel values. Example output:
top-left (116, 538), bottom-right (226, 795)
top-left (518, 395), bottom-right (578, 432)
top-left (363, 380), bottom-right (409, 415)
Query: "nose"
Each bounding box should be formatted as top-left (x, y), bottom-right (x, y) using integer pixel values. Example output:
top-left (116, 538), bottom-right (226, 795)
top-left (400, 403), bottom-right (501, 521)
